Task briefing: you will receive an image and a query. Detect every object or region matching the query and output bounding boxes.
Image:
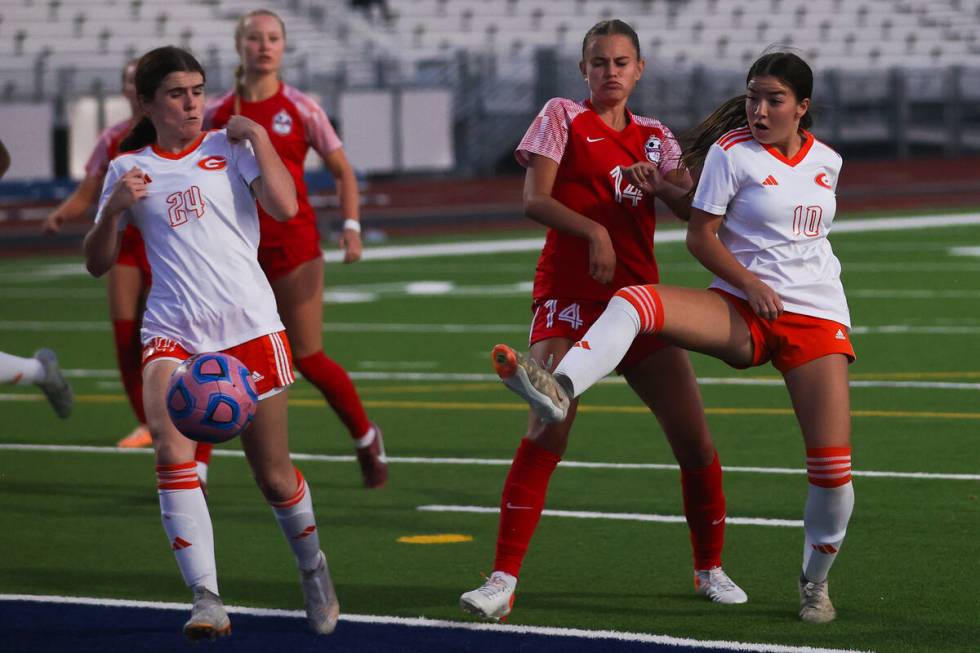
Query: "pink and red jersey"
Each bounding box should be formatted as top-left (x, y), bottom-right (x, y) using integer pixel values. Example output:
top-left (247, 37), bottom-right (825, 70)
top-left (692, 128), bottom-right (849, 326)
top-left (517, 97), bottom-right (683, 303)
top-left (84, 119), bottom-right (136, 177)
top-left (205, 83), bottom-right (343, 248)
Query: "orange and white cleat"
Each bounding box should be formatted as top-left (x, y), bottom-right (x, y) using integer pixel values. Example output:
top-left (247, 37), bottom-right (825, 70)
top-left (183, 587), bottom-right (231, 641)
top-left (695, 566), bottom-right (748, 604)
top-left (460, 571), bottom-right (517, 621)
top-left (117, 424), bottom-right (152, 448)
top-left (491, 344), bottom-right (569, 423)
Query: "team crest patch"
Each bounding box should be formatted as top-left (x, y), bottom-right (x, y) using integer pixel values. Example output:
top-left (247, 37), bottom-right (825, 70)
top-left (272, 109), bottom-right (293, 136)
top-left (644, 135), bottom-right (662, 164)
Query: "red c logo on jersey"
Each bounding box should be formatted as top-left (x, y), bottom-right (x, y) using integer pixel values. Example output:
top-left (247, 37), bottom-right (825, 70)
top-left (198, 156), bottom-right (227, 171)
top-left (815, 172), bottom-right (833, 189)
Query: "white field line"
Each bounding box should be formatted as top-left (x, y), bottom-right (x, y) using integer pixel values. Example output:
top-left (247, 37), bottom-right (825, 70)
top-left (0, 444), bottom-right (976, 481)
top-left (0, 594), bottom-right (871, 653)
top-left (5, 320), bottom-right (980, 336)
top-left (26, 367), bottom-right (980, 391)
top-left (417, 504), bottom-right (803, 528)
top-left (9, 285), bottom-right (980, 303)
top-left (318, 213), bottom-right (980, 263)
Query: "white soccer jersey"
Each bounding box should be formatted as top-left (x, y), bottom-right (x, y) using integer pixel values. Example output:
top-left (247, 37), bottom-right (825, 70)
top-left (692, 128), bottom-right (850, 327)
top-left (96, 130), bottom-right (285, 351)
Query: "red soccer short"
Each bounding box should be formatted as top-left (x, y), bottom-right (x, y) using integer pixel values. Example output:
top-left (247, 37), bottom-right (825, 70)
top-left (529, 298), bottom-right (671, 373)
top-left (141, 331), bottom-right (295, 399)
top-left (257, 223), bottom-right (323, 282)
top-left (711, 289), bottom-right (856, 373)
top-left (115, 225), bottom-right (152, 284)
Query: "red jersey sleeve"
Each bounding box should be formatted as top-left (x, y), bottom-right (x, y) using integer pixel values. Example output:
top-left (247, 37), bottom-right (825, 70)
top-left (84, 126), bottom-right (116, 178)
top-left (516, 98), bottom-right (588, 167)
top-left (283, 85), bottom-right (343, 160)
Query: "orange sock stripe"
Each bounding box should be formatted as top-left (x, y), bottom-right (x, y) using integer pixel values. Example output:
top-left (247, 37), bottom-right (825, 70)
top-left (806, 446), bottom-right (851, 459)
top-left (806, 446), bottom-right (851, 487)
top-left (156, 460), bottom-right (201, 490)
top-left (271, 467), bottom-right (306, 508)
top-left (615, 285), bottom-right (662, 333)
top-left (156, 461), bottom-right (197, 473)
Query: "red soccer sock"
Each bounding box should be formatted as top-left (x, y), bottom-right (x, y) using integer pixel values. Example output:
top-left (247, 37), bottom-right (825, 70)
top-left (112, 319), bottom-right (146, 423)
top-left (295, 351), bottom-right (372, 439)
top-left (194, 443), bottom-right (213, 467)
top-left (680, 450), bottom-right (726, 570)
top-left (493, 438), bottom-right (561, 578)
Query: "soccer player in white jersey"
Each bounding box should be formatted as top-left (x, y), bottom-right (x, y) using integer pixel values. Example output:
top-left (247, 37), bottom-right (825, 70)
top-left (493, 52), bottom-right (855, 623)
top-left (82, 46), bottom-right (338, 640)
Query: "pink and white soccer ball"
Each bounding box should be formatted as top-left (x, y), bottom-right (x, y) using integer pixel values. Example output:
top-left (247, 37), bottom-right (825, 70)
top-left (166, 352), bottom-right (258, 443)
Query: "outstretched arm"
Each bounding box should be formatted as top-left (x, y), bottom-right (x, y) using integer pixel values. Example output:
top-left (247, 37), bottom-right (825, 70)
top-left (43, 174), bottom-right (104, 233)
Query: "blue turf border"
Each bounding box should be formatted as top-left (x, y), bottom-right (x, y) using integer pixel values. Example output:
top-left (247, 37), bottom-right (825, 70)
top-left (0, 600), bottom-right (730, 653)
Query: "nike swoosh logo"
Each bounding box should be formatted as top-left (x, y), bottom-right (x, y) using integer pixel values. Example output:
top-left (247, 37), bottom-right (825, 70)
top-left (586, 137), bottom-right (605, 143)
top-left (712, 515), bottom-right (726, 525)
top-left (506, 502), bottom-right (534, 510)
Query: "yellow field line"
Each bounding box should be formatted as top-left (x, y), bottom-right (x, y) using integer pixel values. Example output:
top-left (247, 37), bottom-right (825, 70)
top-left (8, 393), bottom-right (980, 420)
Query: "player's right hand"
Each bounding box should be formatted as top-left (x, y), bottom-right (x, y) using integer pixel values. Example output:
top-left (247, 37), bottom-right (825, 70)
top-left (104, 166), bottom-right (148, 216)
top-left (623, 161), bottom-right (661, 195)
top-left (588, 227), bottom-right (616, 284)
top-left (744, 277), bottom-right (784, 320)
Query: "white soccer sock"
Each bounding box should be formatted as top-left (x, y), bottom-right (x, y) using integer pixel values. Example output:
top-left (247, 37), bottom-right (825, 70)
top-left (354, 426), bottom-right (376, 449)
top-left (802, 481), bottom-right (855, 583)
top-left (271, 468), bottom-right (322, 571)
top-left (0, 352), bottom-right (45, 385)
top-left (157, 462), bottom-right (218, 595)
top-left (553, 295), bottom-right (642, 397)
top-left (195, 461), bottom-right (209, 484)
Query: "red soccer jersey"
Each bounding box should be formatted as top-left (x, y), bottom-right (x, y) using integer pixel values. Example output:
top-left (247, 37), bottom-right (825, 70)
top-left (516, 98), bottom-right (682, 302)
top-left (85, 119), bottom-right (136, 177)
top-left (205, 82), bottom-right (343, 248)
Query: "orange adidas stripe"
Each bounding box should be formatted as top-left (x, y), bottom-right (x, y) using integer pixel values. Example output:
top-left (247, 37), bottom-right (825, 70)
top-left (717, 127), bottom-right (751, 146)
top-left (271, 467), bottom-right (307, 508)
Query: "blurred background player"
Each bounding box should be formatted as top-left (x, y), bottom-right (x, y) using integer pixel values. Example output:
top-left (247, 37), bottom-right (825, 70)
top-left (496, 52), bottom-right (855, 624)
top-left (459, 20), bottom-right (744, 622)
top-left (0, 138), bottom-right (74, 419)
top-left (202, 9), bottom-right (386, 488)
top-left (83, 46), bottom-right (339, 639)
top-left (43, 61), bottom-right (154, 448)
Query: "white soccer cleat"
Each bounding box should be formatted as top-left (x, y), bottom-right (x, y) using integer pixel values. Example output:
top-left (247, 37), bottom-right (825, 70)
top-left (183, 587), bottom-right (231, 641)
top-left (300, 550), bottom-right (340, 634)
top-left (459, 571), bottom-right (517, 621)
top-left (799, 576), bottom-right (836, 623)
top-left (491, 344), bottom-right (569, 423)
top-left (34, 348), bottom-right (73, 419)
top-left (695, 567), bottom-right (748, 604)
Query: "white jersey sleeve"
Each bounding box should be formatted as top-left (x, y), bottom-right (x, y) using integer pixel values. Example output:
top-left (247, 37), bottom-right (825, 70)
top-left (692, 143), bottom-right (739, 215)
top-left (95, 158), bottom-right (132, 230)
top-left (230, 138), bottom-right (261, 188)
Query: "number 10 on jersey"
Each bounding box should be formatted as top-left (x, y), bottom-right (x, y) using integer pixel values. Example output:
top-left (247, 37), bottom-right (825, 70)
top-left (793, 204), bottom-right (823, 237)
top-left (167, 186), bottom-right (207, 228)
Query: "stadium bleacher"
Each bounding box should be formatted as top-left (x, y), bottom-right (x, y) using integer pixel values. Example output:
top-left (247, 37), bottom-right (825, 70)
top-left (1, 0), bottom-right (978, 100)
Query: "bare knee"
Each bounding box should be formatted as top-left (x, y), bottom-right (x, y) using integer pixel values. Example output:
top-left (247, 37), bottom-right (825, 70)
top-left (252, 464), bottom-right (298, 503)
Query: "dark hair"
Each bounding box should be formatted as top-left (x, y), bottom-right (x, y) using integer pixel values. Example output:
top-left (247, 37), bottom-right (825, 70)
top-left (681, 51), bottom-right (813, 174)
top-left (581, 19), bottom-right (641, 60)
top-left (119, 46), bottom-right (206, 152)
